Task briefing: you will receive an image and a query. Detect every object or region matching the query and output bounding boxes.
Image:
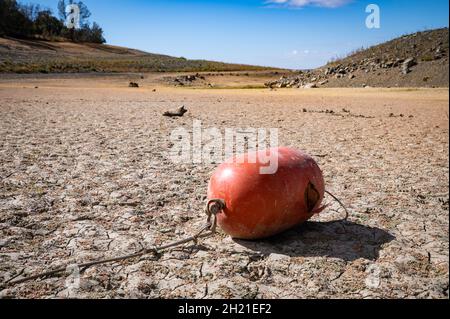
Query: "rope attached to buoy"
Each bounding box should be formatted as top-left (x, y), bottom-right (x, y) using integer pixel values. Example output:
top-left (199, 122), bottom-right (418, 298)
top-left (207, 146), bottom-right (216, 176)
top-left (205, 198), bottom-right (226, 233)
top-left (325, 190), bottom-right (350, 221)
top-left (1, 194), bottom-right (350, 290)
top-left (1, 200), bottom-right (226, 290)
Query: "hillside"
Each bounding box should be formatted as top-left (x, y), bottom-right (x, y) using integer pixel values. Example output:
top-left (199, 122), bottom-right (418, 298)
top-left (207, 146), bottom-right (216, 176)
top-left (266, 28), bottom-right (449, 88)
top-left (0, 37), bottom-right (273, 73)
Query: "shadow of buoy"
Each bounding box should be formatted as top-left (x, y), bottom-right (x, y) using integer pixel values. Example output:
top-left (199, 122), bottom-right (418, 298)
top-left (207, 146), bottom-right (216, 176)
top-left (234, 221), bottom-right (395, 262)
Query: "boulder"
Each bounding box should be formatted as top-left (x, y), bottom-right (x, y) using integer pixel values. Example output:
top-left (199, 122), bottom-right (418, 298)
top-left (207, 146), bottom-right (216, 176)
top-left (303, 83), bottom-right (318, 89)
top-left (402, 58), bottom-right (417, 74)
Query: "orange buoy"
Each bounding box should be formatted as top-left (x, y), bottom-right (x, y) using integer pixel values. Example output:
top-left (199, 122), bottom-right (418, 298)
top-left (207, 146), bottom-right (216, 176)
top-left (207, 147), bottom-right (326, 240)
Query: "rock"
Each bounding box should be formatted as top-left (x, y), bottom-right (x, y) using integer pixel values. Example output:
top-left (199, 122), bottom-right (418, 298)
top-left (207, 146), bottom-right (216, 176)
top-left (349, 74), bottom-right (356, 79)
top-left (318, 80), bottom-right (328, 86)
top-left (129, 82), bottom-right (139, 88)
top-left (303, 83), bottom-right (317, 89)
top-left (326, 67), bottom-right (337, 75)
top-left (402, 58), bottom-right (417, 74)
top-left (404, 57), bottom-right (416, 67)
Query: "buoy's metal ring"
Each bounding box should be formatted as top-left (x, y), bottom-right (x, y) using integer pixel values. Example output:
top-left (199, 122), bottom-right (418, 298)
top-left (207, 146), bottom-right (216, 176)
top-left (205, 199), bottom-right (226, 233)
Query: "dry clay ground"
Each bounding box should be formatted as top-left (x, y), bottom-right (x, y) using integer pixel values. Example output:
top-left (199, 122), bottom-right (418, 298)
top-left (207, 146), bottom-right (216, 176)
top-left (0, 74), bottom-right (448, 299)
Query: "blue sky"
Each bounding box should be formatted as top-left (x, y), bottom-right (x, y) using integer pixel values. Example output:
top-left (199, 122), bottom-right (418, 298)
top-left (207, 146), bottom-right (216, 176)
top-left (25, 0), bottom-right (449, 69)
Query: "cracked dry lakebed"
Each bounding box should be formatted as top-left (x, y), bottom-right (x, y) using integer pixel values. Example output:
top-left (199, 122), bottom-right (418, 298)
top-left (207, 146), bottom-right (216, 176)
top-left (0, 76), bottom-right (448, 299)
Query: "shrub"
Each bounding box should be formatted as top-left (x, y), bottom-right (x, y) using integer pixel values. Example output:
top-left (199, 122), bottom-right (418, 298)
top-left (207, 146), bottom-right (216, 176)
top-left (0, 0), bottom-right (106, 43)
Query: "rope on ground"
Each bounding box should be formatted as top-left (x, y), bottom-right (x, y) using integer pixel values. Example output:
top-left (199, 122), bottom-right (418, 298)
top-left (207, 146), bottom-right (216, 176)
top-left (1, 200), bottom-right (227, 290)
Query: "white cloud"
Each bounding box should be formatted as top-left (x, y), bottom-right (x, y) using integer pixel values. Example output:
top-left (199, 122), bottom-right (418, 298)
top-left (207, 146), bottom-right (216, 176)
top-left (292, 50), bottom-right (298, 55)
top-left (267, 0), bottom-right (352, 8)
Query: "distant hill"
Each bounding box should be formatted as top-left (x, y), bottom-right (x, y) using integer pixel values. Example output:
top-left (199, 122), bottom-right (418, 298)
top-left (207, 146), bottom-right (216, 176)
top-left (266, 28), bottom-right (449, 88)
top-left (0, 37), bottom-right (274, 73)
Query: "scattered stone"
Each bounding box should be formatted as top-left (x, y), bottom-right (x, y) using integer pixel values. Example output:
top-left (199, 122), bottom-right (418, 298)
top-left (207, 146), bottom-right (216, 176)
top-left (171, 74), bottom-right (206, 86)
top-left (129, 82), bottom-right (139, 88)
top-left (264, 29), bottom-right (447, 89)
